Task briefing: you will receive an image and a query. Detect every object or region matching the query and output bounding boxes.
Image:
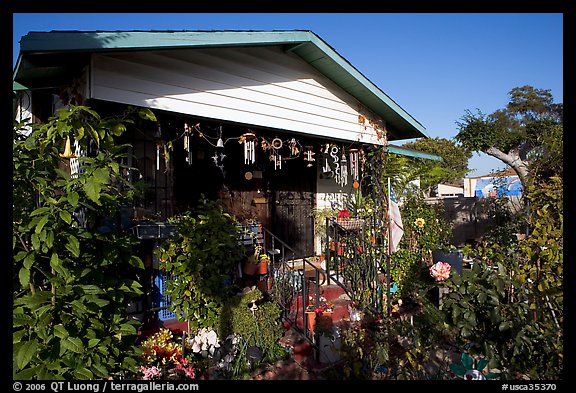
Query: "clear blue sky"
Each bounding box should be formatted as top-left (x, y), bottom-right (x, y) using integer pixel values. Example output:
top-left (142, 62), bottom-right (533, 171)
top-left (12, 13), bottom-right (563, 177)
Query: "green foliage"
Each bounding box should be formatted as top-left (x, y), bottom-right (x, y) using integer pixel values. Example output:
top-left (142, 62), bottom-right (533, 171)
top-left (398, 193), bottom-right (452, 256)
top-left (402, 137), bottom-right (472, 196)
top-left (388, 250), bottom-right (421, 298)
top-left (217, 288), bottom-right (287, 377)
top-left (334, 317), bottom-right (432, 380)
top-left (13, 105), bottom-right (154, 379)
top-left (156, 199), bottom-right (245, 330)
top-left (455, 85), bottom-right (562, 188)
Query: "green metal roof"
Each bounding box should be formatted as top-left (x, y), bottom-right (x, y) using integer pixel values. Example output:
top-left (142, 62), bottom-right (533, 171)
top-left (385, 144), bottom-right (443, 161)
top-left (14, 30), bottom-right (428, 141)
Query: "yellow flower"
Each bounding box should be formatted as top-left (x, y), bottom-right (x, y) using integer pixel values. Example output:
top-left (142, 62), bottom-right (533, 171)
top-left (415, 218), bottom-right (426, 228)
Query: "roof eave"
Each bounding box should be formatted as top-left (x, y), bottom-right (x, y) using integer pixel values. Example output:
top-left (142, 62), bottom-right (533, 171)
top-left (15, 30), bottom-right (428, 140)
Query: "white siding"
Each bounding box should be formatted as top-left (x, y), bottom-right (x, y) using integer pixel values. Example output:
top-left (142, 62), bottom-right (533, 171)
top-left (90, 46), bottom-right (386, 144)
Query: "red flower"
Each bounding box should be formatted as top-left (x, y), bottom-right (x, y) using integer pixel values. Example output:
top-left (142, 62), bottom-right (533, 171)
top-left (338, 210), bottom-right (351, 220)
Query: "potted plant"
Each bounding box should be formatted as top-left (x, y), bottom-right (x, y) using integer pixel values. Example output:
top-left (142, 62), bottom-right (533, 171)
top-left (243, 245), bottom-right (269, 276)
top-left (305, 295), bottom-right (334, 335)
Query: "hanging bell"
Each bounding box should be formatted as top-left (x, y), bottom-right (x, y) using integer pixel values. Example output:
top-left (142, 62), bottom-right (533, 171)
top-left (59, 136), bottom-right (76, 158)
top-left (216, 138), bottom-right (224, 148)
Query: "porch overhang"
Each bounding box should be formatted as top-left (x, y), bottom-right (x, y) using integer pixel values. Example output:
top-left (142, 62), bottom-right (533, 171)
top-left (14, 30), bottom-right (428, 142)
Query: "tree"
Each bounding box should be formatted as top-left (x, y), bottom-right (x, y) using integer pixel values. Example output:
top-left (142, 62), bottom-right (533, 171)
top-left (13, 105), bottom-right (156, 379)
top-left (402, 137), bottom-right (472, 197)
top-left (455, 85), bottom-right (562, 189)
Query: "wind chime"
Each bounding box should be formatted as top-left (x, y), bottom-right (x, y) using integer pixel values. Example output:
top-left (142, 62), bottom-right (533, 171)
top-left (339, 147), bottom-right (348, 187)
top-left (329, 145), bottom-right (342, 186)
top-left (303, 146), bottom-right (316, 167)
top-left (239, 132), bottom-right (257, 165)
top-left (183, 122), bottom-right (193, 165)
top-left (270, 137), bottom-right (283, 170)
top-left (349, 148), bottom-right (360, 185)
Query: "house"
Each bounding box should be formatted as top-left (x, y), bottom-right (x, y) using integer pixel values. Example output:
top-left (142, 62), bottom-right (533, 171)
top-left (464, 168), bottom-right (523, 198)
top-left (13, 30), bottom-right (438, 327)
top-left (13, 30), bottom-right (438, 252)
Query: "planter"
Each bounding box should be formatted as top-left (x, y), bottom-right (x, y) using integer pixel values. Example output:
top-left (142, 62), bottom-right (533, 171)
top-left (305, 311), bottom-right (316, 336)
top-left (330, 241), bottom-right (344, 256)
top-left (432, 250), bottom-right (463, 276)
top-left (257, 276), bottom-right (272, 293)
top-left (257, 260), bottom-right (268, 275)
top-left (243, 261), bottom-right (259, 276)
top-left (316, 311), bottom-right (333, 333)
top-left (318, 331), bottom-right (341, 364)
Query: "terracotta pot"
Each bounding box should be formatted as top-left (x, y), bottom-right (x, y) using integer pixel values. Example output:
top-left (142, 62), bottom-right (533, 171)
top-left (317, 311), bottom-right (333, 331)
top-left (257, 260), bottom-right (268, 275)
top-left (257, 276), bottom-right (272, 293)
top-left (330, 241), bottom-right (344, 256)
top-left (243, 261), bottom-right (259, 276)
top-left (305, 311), bottom-right (316, 335)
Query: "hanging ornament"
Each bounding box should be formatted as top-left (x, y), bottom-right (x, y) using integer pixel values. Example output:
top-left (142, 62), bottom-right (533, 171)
top-left (271, 137), bottom-right (283, 151)
top-left (261, 137), bottom-right (271, 152)
top-left (303, 146), bottom-right (316, 167)
top-left (340, 149), bottom-right (348, 187)
top-left (183, 122), bottom-right (192, 165)
top-left (349, 149), bottom-right (359, 181)
top-left (156, 142), bottom-right (161, 171)
top-left (239, 132), bottom-right (257, 165)
top-left (274, 153), bottom-right (282, 170)
top-left (288, 138), bottom-right (300, 157)
top-left (212, 126), bottom-right (226, 173)
top-left (330, 145), bottom-right (340, 186)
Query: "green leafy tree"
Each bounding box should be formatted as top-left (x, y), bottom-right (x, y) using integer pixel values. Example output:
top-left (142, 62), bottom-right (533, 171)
top-left (156, 198), bottom-right (245, 331)
top-left (13, 105), bottom-right (156, 379)
top-left (402, 137), bottom-right (472, 197)
top-left (455, 85), bottom-right (562, 189)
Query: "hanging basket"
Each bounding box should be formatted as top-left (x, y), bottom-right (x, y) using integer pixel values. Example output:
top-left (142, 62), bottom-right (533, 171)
top-left (337, 218), bottom-right (364, 231)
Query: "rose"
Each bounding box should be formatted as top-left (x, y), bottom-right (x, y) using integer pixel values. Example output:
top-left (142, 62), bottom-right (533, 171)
top-left (429, 261), bottom-right (451, 281)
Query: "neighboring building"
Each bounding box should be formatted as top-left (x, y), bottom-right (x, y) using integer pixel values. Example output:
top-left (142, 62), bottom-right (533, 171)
top-left (436, 182), bottom-right (464, 198)
top-left (464, 168), bottom-right (523, 198)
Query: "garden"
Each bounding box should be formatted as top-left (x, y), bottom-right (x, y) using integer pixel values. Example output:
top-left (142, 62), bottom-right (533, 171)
top-left (13, 103), bottom-right (562, 381)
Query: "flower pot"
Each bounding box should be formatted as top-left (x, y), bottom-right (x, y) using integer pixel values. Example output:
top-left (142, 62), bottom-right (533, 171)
top-left (305, 311), bottom-right (316, 336)
top-left (257, 260), bottom-right (268, 275)
top-left (316, 311), bottom-right (333, 332)
top-left (257, 276), bottom-right (272, 293)
top-left (330, 241), bottom-right (344, 256)
top-left (243, 261), bottom-right (259, 276)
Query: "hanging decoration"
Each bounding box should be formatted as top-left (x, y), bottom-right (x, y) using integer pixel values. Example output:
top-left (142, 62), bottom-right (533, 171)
top-left (322, 143), bottom-right (333, 178)
top-left (271, 137), bottom-right (283, 170)
top-left (288, 138), bottom-right (300, 157)
top-left (339, 148), bottom-right (348, 187)
top-left (303, 146), bottom-right (316, 167)
top-left (165, 120), bottom-right (326, 174)
top-left (330, 145), bottom-right (341, 186)
top-left (239, 132), bottom-right (257, 165)
top-left (212, 126), bottom-right (226, 173)
top-left (183, 122), bottom-right (193, 165)
top-left (349, 148), bottom-right (359, 182)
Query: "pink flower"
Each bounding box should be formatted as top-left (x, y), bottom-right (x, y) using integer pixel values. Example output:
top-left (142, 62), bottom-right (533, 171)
top-left (429, 261), bottom-right (451, 281)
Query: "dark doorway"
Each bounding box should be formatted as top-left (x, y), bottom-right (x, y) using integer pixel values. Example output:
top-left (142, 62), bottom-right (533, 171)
top-left (268, 160), bottom-right (316, 257)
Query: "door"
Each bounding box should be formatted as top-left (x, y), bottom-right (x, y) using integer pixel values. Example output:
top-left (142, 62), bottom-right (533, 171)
top-left (269, 163), bottom-right (316, 257)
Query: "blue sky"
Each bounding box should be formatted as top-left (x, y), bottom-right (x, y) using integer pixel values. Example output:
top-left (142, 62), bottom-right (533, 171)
top-left (12, 13), bottom-right (563, 177)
